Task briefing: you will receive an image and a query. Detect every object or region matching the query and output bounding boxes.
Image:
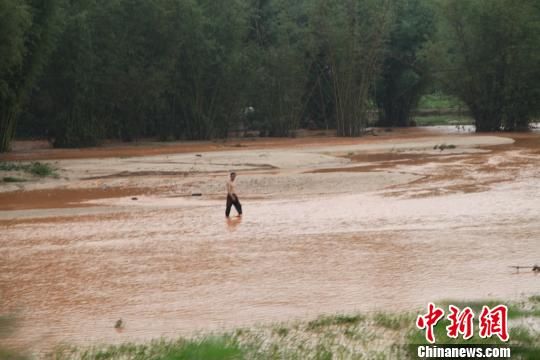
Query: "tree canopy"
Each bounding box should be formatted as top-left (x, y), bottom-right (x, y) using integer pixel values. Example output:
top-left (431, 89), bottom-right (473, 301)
top-left (1, 0), bottom-right (539, 152)
top-left (429, 0), bottom-right (540, 131)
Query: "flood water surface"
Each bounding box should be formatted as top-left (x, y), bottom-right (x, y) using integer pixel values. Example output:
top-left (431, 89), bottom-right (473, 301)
top-left (0, 131), bottom-right (539, 354)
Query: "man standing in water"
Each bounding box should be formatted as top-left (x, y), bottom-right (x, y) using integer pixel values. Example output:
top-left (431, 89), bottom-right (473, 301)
top-left (226, 172), bottom-right (242, 217)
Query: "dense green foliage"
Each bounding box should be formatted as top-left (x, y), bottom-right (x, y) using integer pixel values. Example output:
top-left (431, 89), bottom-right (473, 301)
top-left (429, 0), bottom-right (540, 131)
top-left (316, 0), bottom-right (394, 136)
top-left (376, 0), bottom-right (435, 127)
top-left (0, 0), bottom-right (61, 152)
top-left (1, 0), bottom-right (539, 151)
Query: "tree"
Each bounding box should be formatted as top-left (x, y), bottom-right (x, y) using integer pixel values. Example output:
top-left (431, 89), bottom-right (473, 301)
top-left (168, 0), bottom-right (248, 139)
top-left (243, 0), bottom-right (310, 137)
top-left (310, 0), bottom-right (394, 137)
top-left (90, 0), bottom-right (178, 142)
top-left (0, 0), bottom-right (60, 152)
top-left (11, 0), bottom-right (537, 147)
top-left (40, 1), bottom-right (101, 147)
top-left (432, 0), bottom-right (540, 131)
top-left (376, 0), bottom-right (435, 127)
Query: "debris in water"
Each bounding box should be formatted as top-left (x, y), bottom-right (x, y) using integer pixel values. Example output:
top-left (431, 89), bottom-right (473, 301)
top-left (510, 265), bottom-right (540, 273)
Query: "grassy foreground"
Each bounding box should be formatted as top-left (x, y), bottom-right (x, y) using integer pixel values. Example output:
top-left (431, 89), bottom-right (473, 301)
top-left (35, 296), bottom-right (540, 360)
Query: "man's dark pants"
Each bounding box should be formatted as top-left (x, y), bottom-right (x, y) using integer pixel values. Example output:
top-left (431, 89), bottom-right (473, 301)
top-left (225, 194), bottom-right (242, 217)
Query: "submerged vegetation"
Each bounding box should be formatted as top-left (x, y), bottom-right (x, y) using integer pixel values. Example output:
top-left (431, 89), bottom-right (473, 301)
top-left (0, 161), bottom-right (56, 179)
top-left (1, 0), bottom-right (539, 152)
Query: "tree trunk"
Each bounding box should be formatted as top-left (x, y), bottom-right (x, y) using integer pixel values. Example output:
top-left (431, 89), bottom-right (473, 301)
top-left (0, 106), bottom-right (17, 153)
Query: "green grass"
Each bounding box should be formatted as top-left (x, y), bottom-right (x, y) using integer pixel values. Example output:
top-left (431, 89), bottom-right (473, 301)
top-left (0, 161), bottom-right (56, 178)
top-left (0, 348), bottom-right (27, 360)
top-left (0, 162), bottom-right (24, 172)
top-left (418, 93), bottom-right (466, 110)
top-left (307, 314), bottom-right (365, 330)
top-left (414, 115), bottom-right (474, 126)
top-left (273, 327), bottom-right (289, 337)
top-left (27, 162), bottom-right (55, 177)
top-left (161, 338), bottom-right (243, 360)
top-left (54, 337), bottom-right (243, 360)
top-left (373, 313), bottom-right (412, 330)
top-left (0, 315), bottom-right (28, 360)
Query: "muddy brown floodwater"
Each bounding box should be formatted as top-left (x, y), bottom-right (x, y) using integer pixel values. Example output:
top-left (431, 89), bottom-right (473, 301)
top-left (0, 128), bottom-right (539, 355)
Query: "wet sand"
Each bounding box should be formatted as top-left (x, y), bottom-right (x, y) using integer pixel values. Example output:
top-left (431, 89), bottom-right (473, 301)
top-left (0, 128), bottom-right (539, 354)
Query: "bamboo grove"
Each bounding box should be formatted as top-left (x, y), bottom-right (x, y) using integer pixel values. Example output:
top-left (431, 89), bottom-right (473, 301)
top-left (1, 0), bottom-right (539, 151)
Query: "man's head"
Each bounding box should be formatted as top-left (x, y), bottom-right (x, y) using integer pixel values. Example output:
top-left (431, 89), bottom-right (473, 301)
top-left (230, 172), bottom-right (236, 181)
